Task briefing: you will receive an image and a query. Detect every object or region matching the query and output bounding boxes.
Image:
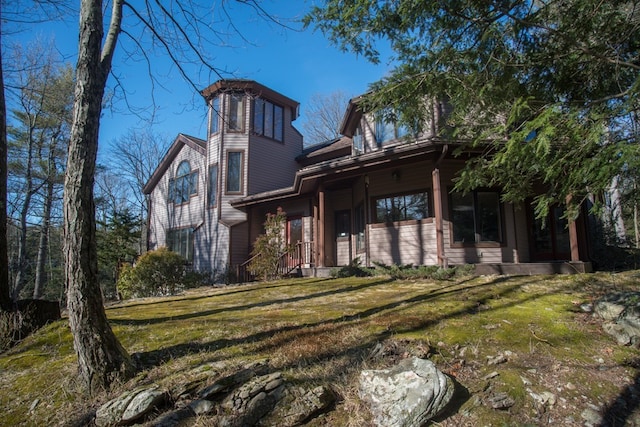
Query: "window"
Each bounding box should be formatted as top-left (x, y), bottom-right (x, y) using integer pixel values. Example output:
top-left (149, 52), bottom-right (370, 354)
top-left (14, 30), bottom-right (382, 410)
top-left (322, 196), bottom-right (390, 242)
top-left (375, 109), bottom-right (410, 144)
top-left (226, 151), bottom-right (243, 193)
top-left (208, 164), bottom-right (218, 207)
top-left (374, 191), bottom-right (430, 223)
top-left (355, 203), bottom-right (365, 252)
top-left (228, 94), bottom-right (244, 131)
top-left (335, 210), bottom-right (350, 238)
top-left (166, 227), bottom-right (194, 261)
top-left (353, 125), bottom-right (363, 155)
top-left (209, 96), bottom-right (220, 135)
top-left (253, 98), bottom-right (284, 141)
top-left (450, 190), bottom-right (502, 244)
top-left (168, 160), bottom-right (198, 204)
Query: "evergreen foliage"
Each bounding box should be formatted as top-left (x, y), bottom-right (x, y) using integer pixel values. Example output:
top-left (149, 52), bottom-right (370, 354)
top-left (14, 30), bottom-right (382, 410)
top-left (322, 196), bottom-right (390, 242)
top-left (305, 0), bottom-right (640, 219)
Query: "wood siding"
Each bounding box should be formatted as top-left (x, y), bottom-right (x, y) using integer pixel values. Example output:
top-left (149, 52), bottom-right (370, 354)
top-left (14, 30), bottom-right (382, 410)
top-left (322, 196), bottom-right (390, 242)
top-left (147, 143), bottom-right (206, 253)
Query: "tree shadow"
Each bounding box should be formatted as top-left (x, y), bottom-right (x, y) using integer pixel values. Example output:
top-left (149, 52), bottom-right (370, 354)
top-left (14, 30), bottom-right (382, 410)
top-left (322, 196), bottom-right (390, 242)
top-left (599, 358), bottom-right (640, 426)
top-left (130, 275), bottom-right (532, 371)
top-left (111, 278), bottom-right (394, 326)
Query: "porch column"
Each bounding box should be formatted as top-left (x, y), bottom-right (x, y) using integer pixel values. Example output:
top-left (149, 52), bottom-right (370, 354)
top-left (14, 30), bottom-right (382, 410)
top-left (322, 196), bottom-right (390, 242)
top-left (567, 195), bottom-right (581, 262)
top-left (432, 168), bottom-right (446, 267)
top-left (317, 185), bottom-right (326, 267)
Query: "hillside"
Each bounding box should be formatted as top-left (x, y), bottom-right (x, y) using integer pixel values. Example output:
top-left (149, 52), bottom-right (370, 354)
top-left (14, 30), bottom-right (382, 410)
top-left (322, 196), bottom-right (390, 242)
top-left (1, 271), bottom-right (639, 426)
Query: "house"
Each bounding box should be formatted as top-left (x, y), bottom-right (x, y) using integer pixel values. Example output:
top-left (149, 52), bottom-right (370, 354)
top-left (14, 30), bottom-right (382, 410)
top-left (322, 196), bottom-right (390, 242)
top-left (143, 79), bottom-right (593, 280)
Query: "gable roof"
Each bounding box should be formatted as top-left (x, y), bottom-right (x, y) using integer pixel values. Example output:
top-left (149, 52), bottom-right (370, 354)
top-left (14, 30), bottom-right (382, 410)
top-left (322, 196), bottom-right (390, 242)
top-left (143, 133), bottom-right (206, 194)
top-left (201, 79), bottom-right (300, 120)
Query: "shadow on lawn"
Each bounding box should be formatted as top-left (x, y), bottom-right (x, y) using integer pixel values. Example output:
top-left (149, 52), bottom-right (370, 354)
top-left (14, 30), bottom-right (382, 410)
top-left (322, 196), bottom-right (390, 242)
top-left (131, 275), bottom-right (545, 371)
top-left (600, 358), bottom-right (640, 426)
top-left (110, 278), bottom-right (395, 326)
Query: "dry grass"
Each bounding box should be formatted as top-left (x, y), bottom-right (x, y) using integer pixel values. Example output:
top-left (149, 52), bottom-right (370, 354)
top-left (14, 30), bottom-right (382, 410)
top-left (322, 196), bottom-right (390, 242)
top-left (1, 272), bottom-right (639, 426)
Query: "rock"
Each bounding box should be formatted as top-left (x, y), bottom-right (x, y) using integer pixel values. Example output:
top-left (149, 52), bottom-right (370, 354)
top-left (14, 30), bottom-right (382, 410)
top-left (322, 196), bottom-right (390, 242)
top-left (595, 292), bottom-right (640, 347)
top-left (198, 360), bottom-right (269, 399)
top-left (487, 392), bottom-right (515, 410)
top-left (272, 385), bottom-right (337, 427)
top-left (95, 386), bottom-right (166, 427)
top-left (487, 354), bottom-right (508, 365)
top-left (219, 372), bottom-right (286, 427)
top-left (189, 399), bottom-right (216, 415)
top-left (581, 406), bottom-right (603, 426)
top-left (359, 357), bottom-right (454, 427)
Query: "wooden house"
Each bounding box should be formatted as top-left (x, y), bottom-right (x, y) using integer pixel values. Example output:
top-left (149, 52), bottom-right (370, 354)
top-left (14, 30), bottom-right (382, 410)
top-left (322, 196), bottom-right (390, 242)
top-left (143, 79), bottom-right (593, 280)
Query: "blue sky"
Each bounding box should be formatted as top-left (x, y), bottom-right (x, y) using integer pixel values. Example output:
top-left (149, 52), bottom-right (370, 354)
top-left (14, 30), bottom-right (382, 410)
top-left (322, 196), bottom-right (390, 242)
top-left (8, 1), bottom-right (394, 160)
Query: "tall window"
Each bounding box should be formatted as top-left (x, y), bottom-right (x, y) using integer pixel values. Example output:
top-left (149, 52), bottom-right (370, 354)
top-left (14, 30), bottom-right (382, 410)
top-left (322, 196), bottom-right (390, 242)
top-left (375, 109), bottom-right (409, 144)
top-left (355, 203), bottom-right (365, 252)
top-left (450, 190), bottom-right (502, 244)
top-left (209, 96), bottom-right (220, 135)
top-left (374, 191), bottom-right (430, 223)
top-left (335, 210), bottom-right (350, 238)
top-left (226, 151), bottom-right (243, 194)
top-left (168, 160), bottom-right (198, 204)
top-left (208, 164), bottom-right (218, 207)
top-left (166, 228), bottom-right (194, 261)
top-left (353, 125), bottom-right (363, 155)
top-left (228, 94), bottom-right (244, 131)
top-left (253, 98), bottom-right (284, 141)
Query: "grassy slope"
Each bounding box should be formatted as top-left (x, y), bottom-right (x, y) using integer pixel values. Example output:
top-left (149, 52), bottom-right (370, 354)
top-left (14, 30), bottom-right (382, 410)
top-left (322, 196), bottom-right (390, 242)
top-left (1, 272), bottom-right (639, 426)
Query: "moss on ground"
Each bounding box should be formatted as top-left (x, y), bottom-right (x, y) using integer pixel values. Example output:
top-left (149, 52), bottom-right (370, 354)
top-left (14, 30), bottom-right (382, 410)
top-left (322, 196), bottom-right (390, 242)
top-left (1, 272), bottom-right (639, 426)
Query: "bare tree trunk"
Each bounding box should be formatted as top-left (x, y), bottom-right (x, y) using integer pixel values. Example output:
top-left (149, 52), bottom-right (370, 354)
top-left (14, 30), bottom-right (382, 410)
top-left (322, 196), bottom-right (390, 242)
top-left (0, 44), bottom-right (10, 311)
top-left (65, 0), bottom-right (133, 393)
top-left (33, 178), bottom-right (54, 299)
top-left (12, 144), bottom-right (36, 300)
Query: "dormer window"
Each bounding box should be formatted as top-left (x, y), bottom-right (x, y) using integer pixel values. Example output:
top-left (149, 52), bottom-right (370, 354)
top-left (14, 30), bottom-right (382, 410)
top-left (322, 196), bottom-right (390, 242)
top-left (168, 160), bottom-right (198, 204)
top-left (228, 94), bottom-right (245, 132)
top-left (253, 98), bottom-right (284, 142)
top-left (375, 109), bottom-right (409, 144)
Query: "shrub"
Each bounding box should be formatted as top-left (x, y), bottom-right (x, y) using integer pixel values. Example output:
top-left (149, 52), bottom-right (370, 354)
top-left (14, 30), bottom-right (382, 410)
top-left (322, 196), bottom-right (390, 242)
top-left (249, 208), bottom-right (293, 281)
top-left (330, 258), bottom-right (373, 278)
top-left (371, 262), bottom-right (474, 280)
top-left (116, 247), bottom-right (200, 299)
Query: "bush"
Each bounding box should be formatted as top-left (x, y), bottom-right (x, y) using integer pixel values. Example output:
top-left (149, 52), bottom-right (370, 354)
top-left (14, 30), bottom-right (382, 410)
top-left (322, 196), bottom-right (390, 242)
top-left (116, 247), bottom-right (201, 299)
top-left (330, 258), bottom-right (373, 278)
top-left (371, 262), bottom-right (474, 280)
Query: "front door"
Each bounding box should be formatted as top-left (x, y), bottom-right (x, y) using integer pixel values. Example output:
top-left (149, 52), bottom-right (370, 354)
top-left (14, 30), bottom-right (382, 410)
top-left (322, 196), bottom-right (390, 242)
top-left (528, 204), bottom-right (571, 261)
top-left (335, 210), bottom-right (351, 266)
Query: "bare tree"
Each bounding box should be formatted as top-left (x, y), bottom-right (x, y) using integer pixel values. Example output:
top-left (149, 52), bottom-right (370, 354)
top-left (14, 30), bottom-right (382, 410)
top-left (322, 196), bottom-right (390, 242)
top-left (62, 0), bottom-right (294, 392)
top-left (301, 90), bottom-right (350, 146)
top-left (7, 41), bottom-right (72, 300)
top-left (0, 42), bottom-right (10, 311)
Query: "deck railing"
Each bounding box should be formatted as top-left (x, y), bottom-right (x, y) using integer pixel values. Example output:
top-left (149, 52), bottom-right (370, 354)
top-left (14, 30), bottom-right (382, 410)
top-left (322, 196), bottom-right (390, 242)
top-left (235, 241), bottom-right (314, 283)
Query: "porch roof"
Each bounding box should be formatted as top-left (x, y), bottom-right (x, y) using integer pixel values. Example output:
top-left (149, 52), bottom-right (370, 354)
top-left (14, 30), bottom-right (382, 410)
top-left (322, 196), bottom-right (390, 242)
top-left (231, 138), bottom-right (452, 208)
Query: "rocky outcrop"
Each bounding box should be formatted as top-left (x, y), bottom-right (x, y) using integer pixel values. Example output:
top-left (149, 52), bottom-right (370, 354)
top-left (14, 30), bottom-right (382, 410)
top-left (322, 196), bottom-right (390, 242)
top-left (95, 386), bottom-right (167, 427)
top-left (359, 357), bottom-right (454, 427)
top-left (594, 291), bottom-right (640, 347)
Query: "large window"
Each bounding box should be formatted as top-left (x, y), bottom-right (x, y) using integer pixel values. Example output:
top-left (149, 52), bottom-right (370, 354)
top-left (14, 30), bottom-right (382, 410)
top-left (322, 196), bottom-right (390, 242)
top-left (335, 210), bottom-right (350, 238)
top-left (168, 160), bottom-right (198, 204)
top-left (355, 203), bottom-right (365, 252)
top-left (450, 190), bottom-right (502, 244)
top-left (208, 164), bottom-right (218, 207)
top-left (209, 96), bottom-right (220, 135)
top-left (375, 109), bottom-right (410, 144)
top-left (253, 98), bottom-right (284, 141)
top-left (228, 94), bottom-right (244, 132)
top-left (353, 125), bottom-right (363, 155)
top-left (166, 227), bottom-right (194, 261)
top-left (374, 191), bottom-right (430, 223)
top-left (226, 151), bottom-right (243, 194)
